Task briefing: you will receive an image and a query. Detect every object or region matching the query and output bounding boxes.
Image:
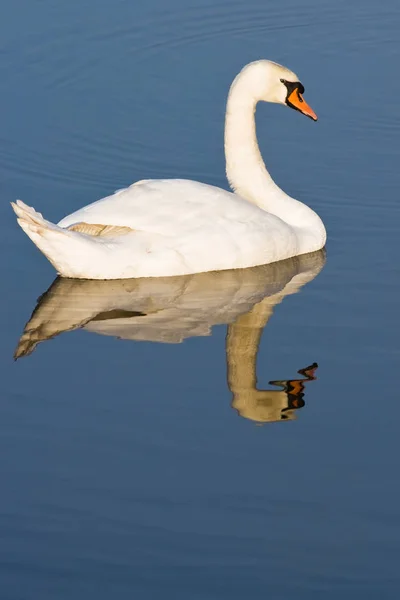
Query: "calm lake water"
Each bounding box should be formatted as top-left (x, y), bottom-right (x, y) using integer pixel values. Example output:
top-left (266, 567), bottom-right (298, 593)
top-left (1, 0), bottom-right (399, 598)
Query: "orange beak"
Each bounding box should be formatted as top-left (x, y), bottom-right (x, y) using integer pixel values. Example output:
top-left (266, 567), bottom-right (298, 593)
top-left (288, 89), bottom-right (318, 121)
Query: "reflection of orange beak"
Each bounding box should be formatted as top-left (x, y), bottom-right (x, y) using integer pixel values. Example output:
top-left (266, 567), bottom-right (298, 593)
top-left (288, 89), bottom-right (318, 121)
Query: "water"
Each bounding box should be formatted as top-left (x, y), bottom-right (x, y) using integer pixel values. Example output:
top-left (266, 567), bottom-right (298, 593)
top-left (1, 0), bottom-right (399, 598)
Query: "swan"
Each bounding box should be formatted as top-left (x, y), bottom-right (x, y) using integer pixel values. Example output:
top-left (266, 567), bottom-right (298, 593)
top-left (11, 60), bottom-right (326, 280)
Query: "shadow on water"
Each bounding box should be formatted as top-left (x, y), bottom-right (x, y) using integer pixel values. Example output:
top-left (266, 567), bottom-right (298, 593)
top-left (15, 250), bottom-right (325, 424)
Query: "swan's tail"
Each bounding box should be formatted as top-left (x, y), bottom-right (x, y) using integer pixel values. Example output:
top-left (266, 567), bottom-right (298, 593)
top-left (11, 200), bottom-right (102, 278)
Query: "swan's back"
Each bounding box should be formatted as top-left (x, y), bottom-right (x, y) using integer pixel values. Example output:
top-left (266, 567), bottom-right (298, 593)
top-left (58, 179), bottom-right (279, 234)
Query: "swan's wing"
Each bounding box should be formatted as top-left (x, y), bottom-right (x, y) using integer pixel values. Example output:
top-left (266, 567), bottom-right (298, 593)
top-left (55, 179), bottom-right (296, 276)
top-left (57, 179), bottom-right (275, 235)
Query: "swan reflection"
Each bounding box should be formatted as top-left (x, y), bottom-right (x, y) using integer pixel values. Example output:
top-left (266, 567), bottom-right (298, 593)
top-left (15, 250), bottom-right (325, 423)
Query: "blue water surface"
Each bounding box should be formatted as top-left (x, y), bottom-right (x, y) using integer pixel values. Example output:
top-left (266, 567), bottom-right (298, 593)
top-left (1, 0), bottom-right (399, 598)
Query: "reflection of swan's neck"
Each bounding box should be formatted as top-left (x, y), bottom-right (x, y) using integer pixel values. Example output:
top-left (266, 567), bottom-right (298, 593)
top-left (226, 297), bottom-right (274, 394)
top-left (227, 296), bottom-right (299, 424)
top-left (224, 64), bottom-right (326, 242)
top-left (226, 265), bottom-right (320, 423)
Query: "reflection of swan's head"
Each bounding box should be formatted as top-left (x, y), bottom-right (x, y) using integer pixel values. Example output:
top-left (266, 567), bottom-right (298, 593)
top-left (230, 60), bottom-right (317, 121)
top-left (232, 363), bottom-right (318, 424)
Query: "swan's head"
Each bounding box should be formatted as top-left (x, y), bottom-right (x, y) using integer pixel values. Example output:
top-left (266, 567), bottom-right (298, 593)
top-left (235, 60), bottom-right (318, 121)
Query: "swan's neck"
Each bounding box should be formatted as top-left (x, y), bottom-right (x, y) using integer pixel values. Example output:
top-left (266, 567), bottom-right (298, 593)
top-left (225, 72), bottom-right (279, 206)
top-left (224, 68), bottom-right (326, 244)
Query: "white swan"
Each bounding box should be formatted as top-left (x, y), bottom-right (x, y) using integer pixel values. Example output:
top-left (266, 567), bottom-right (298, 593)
top-left (11, 60), bottom-right (326, 280)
